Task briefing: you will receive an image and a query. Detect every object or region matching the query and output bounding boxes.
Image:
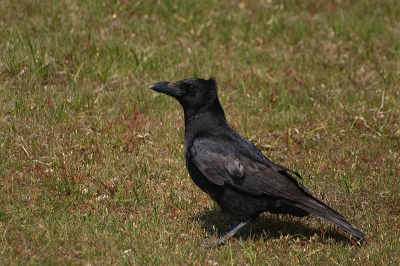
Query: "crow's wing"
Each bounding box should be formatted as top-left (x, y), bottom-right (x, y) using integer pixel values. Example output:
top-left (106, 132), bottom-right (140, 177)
top-left (189, 135), bottom-right (313, 200)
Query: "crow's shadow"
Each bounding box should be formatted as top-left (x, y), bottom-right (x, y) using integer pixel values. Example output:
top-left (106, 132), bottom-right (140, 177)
top-left (192, 207), bottom-right (352, 246)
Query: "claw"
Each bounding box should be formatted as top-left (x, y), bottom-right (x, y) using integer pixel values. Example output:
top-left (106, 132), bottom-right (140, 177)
top-left (202, 219), bottom-right (251, 247)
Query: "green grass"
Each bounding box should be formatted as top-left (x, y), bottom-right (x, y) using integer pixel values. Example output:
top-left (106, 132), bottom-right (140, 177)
top-left (1, 0), bottom-right (400, 264)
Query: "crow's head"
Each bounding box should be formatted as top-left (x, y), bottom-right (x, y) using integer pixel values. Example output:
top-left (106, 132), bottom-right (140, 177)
top-left (150, 78), bottom-right (218, 109)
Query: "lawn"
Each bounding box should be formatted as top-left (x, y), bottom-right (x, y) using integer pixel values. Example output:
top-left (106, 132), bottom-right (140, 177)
top-left (1, 0), bottom-right (399, 264)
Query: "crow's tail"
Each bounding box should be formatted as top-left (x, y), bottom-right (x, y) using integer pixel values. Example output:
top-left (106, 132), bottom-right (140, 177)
top-left (297, 197), bottom-right (366, 239)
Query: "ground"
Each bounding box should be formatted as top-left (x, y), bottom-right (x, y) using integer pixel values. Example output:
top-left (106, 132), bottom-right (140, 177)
top-left (1, 0), bottom-right (399, 264)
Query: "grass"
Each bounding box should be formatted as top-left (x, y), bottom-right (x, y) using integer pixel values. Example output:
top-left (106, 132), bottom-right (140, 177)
top-left (1, 0), bottom-right (400, 264)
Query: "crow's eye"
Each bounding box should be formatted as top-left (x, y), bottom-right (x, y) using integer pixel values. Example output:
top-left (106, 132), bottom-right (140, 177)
top-left (188, 84), bottom-right (196, 92)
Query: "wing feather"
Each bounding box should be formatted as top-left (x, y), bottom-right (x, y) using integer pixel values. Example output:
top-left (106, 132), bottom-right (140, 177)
top-left (189, 136), bottom-right (313, 200)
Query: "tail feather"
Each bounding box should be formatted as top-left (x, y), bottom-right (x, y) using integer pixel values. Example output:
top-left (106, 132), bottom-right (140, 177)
top-left (297, 197), bottom-right (366, 239)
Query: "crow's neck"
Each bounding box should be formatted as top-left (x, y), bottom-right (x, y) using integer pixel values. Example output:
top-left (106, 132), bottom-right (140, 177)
top-left (183, 98), bottom-right (228, 139)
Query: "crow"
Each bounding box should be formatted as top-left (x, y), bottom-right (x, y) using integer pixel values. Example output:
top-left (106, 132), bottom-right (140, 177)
top-left (150, 77), bottom-right (365, 246)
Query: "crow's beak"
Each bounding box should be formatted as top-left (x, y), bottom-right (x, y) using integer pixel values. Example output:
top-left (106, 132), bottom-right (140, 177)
top-left (149, 82), bottom-right (182, 98)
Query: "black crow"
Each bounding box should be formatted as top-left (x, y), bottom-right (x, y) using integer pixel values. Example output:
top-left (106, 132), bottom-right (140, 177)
top-left (150, 77), bottom-right (365, 246)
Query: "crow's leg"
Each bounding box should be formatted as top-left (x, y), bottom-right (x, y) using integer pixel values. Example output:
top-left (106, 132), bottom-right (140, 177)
top-left (202, 219), bottom-right (252, 247)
